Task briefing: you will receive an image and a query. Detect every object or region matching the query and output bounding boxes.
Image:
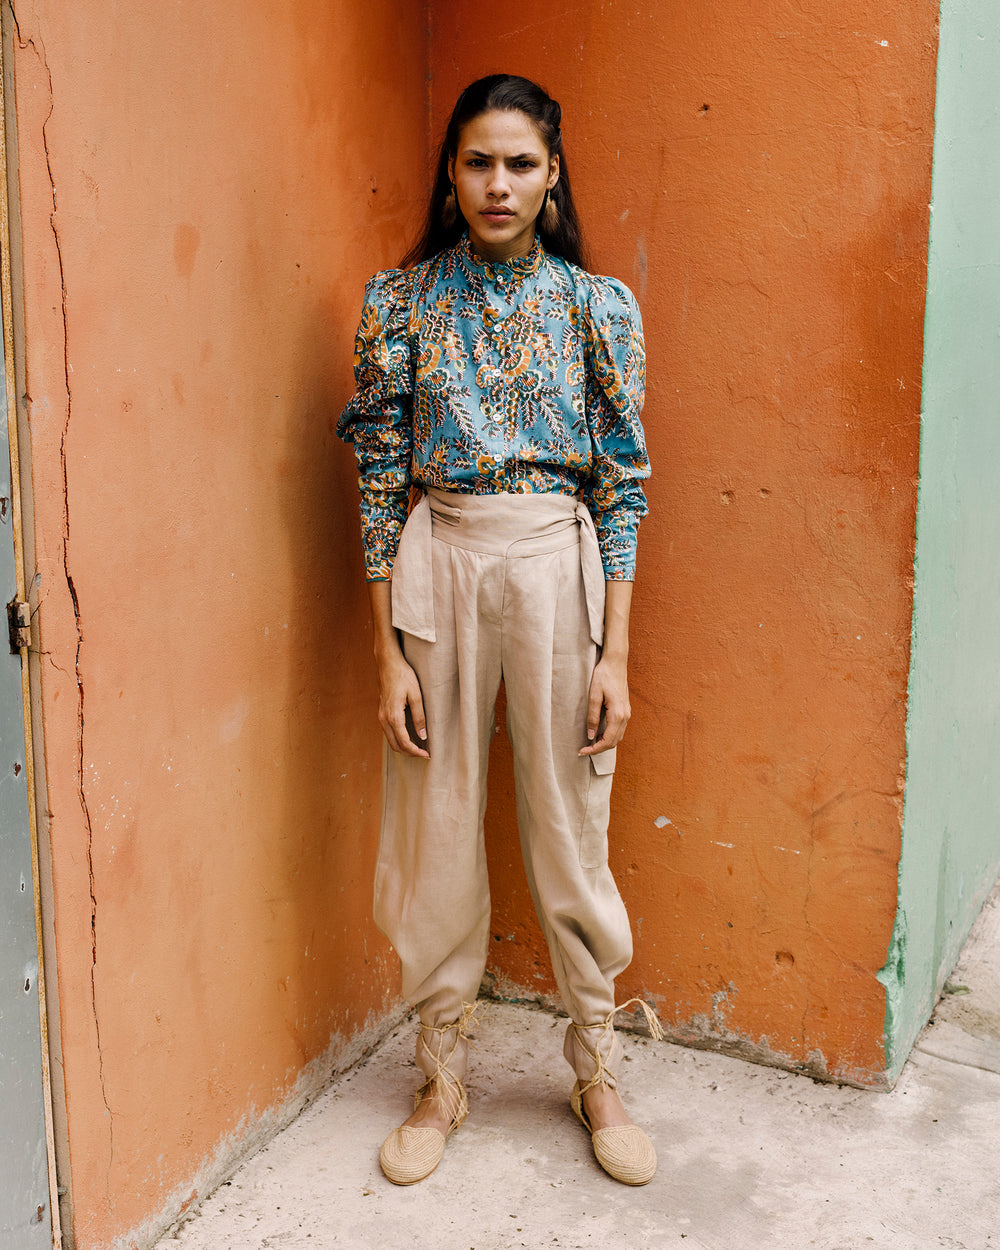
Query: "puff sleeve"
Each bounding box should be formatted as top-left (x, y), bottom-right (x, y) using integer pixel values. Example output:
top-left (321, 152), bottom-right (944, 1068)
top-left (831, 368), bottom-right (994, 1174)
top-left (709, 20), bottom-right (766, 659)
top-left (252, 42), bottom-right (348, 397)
top-left (336, 268), bottom-right (415, 581)
top-left (581, 275), bottom-right (651, 579)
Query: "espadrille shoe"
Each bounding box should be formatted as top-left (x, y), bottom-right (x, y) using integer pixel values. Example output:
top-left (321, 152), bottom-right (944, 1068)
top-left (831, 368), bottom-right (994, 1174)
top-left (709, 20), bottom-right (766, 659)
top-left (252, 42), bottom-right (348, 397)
top-left (565, 998), bottom-right (664, 1186)
top-left (570, 1080), bottom-right (656, 1186)
top-left (378, 1074), bottom-right (468, 1185)
top-left (379, 1005), bottom-right (478, 1186)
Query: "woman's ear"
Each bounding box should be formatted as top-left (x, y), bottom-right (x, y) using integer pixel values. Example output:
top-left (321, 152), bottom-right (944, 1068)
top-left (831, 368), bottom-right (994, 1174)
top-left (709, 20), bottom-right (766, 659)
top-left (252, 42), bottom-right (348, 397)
top-left (448, 156), bottom-right (456, 185)
top-left (547, 154), bottom-right (560, 191)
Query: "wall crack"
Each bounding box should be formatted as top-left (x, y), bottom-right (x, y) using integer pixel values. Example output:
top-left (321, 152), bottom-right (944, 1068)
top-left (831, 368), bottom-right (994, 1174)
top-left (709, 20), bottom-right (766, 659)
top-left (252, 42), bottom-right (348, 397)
top-left (10, 3), bottom-right (115, 1182)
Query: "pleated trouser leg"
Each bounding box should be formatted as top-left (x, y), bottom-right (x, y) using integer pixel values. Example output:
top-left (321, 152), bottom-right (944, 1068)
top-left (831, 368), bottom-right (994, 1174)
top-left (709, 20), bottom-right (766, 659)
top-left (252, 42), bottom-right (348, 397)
top-left (374, 492), bottom-right (634, 1081)
top-left (375, 532), bottom-right (501, 1039)
top-left (501, 536), bottom-right (633, 1029)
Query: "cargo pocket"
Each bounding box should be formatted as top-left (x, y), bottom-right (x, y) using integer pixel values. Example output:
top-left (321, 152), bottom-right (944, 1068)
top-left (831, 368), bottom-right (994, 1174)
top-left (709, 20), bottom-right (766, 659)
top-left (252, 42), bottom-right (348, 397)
top-left (579, 747), bottom-right (616, 869)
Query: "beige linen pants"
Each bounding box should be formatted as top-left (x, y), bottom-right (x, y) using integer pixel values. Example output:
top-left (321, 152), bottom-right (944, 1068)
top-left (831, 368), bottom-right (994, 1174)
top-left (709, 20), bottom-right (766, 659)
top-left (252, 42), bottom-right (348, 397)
top-left (377, 489), bottom-right (634, 1084)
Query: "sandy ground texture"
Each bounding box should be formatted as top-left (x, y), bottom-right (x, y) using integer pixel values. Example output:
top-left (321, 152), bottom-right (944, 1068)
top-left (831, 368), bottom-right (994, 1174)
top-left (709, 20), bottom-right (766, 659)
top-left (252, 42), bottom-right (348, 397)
top-left (156, 891), bottom-right (1000, 1250)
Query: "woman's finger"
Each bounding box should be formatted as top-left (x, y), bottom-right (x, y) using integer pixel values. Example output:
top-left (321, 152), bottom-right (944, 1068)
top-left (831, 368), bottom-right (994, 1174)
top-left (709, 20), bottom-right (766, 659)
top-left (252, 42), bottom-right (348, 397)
top-left (586, 681), bottom-right (605, 742)
top-left (386, 699), bottom-right (430, 758)
top-left (379, 711), bottom-right (403, 755)
top-left (581, 696), bottom-right (631, 755)
top-left (408, 687), bottom-right (428, 744)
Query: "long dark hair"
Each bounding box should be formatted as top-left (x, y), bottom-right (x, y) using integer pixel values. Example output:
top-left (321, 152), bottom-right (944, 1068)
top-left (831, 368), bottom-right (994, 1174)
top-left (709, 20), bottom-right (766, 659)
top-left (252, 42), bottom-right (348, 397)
top-left (400, 74), bottom-right (589, 271)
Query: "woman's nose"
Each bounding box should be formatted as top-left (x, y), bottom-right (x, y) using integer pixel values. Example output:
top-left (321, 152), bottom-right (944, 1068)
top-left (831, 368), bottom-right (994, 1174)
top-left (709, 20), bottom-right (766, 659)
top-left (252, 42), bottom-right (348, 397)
top-left (487, 166), bottom-right (511, 197)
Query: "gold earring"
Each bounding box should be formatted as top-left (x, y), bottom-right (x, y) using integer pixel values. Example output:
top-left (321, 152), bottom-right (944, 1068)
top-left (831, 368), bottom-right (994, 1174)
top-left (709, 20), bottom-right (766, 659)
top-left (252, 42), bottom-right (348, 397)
top-left (541, 189), bottom-right (559, 233)
top-left (442, 184), bottom-right (457, 228)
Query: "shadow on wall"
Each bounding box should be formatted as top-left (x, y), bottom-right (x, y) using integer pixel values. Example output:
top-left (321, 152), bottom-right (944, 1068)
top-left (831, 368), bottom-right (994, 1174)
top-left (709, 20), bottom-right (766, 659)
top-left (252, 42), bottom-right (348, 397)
top-left (274, 294), bottom-right (404, 1062)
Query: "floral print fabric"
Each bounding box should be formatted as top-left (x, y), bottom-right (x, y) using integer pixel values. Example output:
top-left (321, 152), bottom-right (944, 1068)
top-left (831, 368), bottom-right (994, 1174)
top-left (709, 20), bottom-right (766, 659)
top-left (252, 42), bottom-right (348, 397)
top-left (337, 234), bottom-right (650, 581)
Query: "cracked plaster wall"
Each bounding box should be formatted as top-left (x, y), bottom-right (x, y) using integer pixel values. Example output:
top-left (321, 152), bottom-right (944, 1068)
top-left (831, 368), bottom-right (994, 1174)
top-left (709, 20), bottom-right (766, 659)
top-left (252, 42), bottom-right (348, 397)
top-left (8, 1), bottom-right (427, 1246)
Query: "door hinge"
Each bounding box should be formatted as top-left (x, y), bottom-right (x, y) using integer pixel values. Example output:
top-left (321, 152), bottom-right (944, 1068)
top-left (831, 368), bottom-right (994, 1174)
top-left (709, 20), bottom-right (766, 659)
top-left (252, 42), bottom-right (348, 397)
top-left (7, 598), bottom-right (30, 652)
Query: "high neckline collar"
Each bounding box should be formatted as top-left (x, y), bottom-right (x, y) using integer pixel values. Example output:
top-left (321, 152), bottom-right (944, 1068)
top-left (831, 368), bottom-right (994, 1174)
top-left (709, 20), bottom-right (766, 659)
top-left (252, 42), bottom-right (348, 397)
top-left (457, 232), bottom-right (543, 282)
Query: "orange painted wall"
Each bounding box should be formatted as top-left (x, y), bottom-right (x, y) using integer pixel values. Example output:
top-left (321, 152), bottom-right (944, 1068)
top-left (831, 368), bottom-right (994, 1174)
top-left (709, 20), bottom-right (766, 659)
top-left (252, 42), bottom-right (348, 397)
top-left (9, 2), bottom-right (424, 1245)
top-left (429, 4), bottom-right (939, 1084)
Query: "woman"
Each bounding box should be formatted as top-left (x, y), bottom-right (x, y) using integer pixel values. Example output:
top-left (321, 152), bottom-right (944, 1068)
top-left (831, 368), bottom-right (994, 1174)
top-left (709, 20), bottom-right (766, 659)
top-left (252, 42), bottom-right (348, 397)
top-left (338, 74), bottom-right (659, 1187)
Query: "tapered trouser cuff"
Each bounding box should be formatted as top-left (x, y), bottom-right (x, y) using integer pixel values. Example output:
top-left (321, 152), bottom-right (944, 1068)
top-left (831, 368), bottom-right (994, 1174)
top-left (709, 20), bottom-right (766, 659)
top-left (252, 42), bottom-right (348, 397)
top-left (564, 1016), bottom-right (624, 1086)
top-left (564, 999), bottom-right (666, 1089)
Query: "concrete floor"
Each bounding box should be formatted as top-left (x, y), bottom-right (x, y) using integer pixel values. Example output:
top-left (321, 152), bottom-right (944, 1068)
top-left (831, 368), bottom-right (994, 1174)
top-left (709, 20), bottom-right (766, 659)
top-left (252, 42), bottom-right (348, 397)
top-left (157, 891), bottom-right (1000, 1250)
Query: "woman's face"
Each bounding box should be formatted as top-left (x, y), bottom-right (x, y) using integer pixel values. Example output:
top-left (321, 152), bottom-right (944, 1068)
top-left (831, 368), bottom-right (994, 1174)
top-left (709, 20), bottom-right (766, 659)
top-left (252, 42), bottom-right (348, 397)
top-left (449, 109), bottom-right (560, 263)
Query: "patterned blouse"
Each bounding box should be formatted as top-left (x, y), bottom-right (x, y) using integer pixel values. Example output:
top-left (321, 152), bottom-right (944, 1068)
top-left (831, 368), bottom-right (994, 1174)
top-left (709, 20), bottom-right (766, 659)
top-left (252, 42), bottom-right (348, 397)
top-left (338, 233), bottom-right (650, 581)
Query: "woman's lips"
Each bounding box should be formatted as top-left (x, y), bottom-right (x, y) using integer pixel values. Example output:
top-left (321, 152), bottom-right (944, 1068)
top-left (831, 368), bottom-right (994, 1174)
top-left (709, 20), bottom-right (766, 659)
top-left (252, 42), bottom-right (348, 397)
top-left (481, 208), bottom-right (514, 221)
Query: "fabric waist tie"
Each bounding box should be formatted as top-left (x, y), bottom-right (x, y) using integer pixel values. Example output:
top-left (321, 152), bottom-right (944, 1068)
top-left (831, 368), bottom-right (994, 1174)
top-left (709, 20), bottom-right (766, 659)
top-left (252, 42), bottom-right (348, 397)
top-left (390, 487), bottom-right (606, 646)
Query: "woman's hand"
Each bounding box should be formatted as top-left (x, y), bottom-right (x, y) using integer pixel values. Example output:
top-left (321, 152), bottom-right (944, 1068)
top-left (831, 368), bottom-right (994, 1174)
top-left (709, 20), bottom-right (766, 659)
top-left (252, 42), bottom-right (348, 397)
top-left (368, 582), bottom-right (430, 759)
top-left (579, 580), bottom-right (633, 757)
top-left (580, 653), bottom-right (630, 755)
top-left (375, 649), bottom-right (429, 757)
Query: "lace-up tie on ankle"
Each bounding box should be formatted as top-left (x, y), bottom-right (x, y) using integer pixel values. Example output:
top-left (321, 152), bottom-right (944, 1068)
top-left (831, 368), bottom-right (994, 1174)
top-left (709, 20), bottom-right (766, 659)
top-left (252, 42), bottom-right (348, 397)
top-left (567, 998), bottom-right (664, 1186)
top-left (379, 1001), bottom-right (479, 1185)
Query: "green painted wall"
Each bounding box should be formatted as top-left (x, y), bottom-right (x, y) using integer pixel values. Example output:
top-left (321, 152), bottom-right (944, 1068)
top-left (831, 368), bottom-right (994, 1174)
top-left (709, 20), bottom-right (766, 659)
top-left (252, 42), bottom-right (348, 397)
top-left (880, 0), bottom-right (1000, 1076)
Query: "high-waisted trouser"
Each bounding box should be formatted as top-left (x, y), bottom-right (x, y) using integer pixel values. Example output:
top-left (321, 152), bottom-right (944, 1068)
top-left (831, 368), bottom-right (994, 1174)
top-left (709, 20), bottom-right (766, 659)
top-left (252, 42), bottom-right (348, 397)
top-left (376, 489), bottom-right (634, 1086)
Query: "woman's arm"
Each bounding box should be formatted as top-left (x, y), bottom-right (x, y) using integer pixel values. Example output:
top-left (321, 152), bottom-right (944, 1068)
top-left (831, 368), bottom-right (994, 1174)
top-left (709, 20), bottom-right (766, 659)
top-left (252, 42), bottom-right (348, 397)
top-left (368, 581), bottom-right (430, 759)
top-left (337, 269), bottom-right (415, 581)
top-left (579, 579), bottom-right (633, 756)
